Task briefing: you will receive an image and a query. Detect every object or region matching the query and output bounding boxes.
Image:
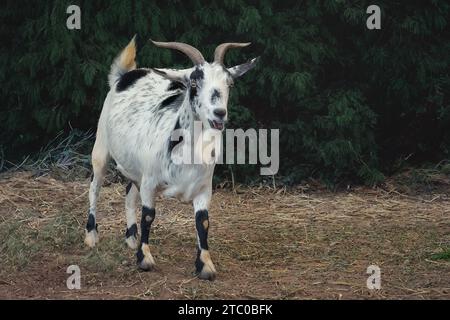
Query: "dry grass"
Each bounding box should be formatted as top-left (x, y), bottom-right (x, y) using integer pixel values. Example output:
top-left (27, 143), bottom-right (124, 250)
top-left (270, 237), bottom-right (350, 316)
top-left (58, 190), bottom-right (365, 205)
top-left (0, 171), bottom-right (449, 299)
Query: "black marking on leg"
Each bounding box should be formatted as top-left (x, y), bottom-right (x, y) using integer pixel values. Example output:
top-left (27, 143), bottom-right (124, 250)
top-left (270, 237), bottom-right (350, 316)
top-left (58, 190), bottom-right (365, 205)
top-left (195, 249), bottom-right (204, 274)
top-left (86, 213), bottom-right (97, 232)
top-left (137, 246), bottom-right (145, 263)
top-left (116, 69), bottom-right (149, 92)
top-left (137, 207), bottom-right (155, 265)
top-left (195, 210), bottom-right (209, 250)
top-left (140, 206), bottom-right (155, 244)
top-left (125, 182), bottom-right (132, 195)
top-left (125, 223), bottom-right (138, 238)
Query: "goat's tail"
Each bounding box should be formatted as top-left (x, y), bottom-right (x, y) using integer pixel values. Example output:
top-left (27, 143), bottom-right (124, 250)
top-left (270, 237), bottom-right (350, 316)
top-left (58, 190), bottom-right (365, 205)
top-left (108, 35), bottom-right (137, 88)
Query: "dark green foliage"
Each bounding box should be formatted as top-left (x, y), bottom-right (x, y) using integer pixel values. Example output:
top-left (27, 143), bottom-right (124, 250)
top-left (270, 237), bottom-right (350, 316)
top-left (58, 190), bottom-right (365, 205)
top-left (1, 1), bottom-right (449, 185)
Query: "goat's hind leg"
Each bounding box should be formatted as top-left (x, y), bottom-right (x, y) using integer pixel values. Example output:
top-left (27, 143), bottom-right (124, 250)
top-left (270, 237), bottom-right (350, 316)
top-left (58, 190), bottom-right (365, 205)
top-left (85, 140), bottom-right (109, 248)
top-left (136, 179), bottom-right (156, 271)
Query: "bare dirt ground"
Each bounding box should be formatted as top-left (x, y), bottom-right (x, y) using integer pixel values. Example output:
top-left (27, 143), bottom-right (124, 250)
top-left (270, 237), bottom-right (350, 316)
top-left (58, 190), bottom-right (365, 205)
top-left (0, 172), bottom-right (449, 299)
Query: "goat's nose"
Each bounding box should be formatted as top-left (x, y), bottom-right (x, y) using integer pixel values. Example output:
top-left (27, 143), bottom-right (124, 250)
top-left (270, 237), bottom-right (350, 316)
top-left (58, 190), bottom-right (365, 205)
top-left (213, 108), bottom-right (227, 119)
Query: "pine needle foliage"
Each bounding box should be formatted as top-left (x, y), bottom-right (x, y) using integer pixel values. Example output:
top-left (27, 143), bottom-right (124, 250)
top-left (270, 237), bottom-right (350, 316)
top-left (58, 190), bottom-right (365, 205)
top-left (1, 1), bottom-right (449, 185)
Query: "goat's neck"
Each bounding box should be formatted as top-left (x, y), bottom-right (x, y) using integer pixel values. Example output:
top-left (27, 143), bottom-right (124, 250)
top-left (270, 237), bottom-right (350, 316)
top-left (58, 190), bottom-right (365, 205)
top-left (178, 96), bottom-right (198, 134)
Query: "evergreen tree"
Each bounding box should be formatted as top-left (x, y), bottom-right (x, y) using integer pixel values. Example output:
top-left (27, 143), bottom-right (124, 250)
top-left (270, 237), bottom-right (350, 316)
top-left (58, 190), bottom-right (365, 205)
top-left (1, 0), bottom-right (449, 185)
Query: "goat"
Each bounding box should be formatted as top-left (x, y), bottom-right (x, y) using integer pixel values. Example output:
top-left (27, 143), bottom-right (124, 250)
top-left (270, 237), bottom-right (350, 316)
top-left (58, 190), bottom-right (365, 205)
top-left (84, 36), bottom-right (258, 280)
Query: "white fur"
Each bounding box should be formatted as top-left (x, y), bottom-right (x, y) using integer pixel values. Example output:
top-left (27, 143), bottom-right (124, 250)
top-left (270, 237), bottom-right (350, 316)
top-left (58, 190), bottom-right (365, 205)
top-left (85, 38), bottom-right (257, 279)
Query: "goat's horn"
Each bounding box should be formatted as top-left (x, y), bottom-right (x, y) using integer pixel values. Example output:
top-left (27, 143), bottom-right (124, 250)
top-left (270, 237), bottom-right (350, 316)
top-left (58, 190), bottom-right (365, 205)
top-left (214, 42), bottom-right (251, 65)
top-left (150, 40), bottom-right (205, 65)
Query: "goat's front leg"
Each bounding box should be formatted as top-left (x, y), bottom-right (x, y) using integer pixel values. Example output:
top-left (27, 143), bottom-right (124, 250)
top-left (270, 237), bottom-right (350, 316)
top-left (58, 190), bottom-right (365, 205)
top-left (136, 178), bottom-right (156, 271)
top-left (193, 190), bottom-right (216, 281)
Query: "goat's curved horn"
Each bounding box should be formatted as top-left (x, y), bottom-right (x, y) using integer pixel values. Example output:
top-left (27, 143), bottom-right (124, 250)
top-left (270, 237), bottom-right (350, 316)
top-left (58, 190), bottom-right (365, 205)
top-left (214, 42), bottom-right (251, 65)
top-left (150, 40), bottom-right (205, 65)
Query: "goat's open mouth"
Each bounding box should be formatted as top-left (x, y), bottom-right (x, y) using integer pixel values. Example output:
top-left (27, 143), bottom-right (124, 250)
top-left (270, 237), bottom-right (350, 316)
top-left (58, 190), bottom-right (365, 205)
top-left (209, 119), bottom-right (225, 130)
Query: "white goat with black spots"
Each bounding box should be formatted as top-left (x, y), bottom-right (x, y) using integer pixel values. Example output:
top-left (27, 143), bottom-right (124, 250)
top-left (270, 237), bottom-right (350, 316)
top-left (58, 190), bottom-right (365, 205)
top-left (84, 36), bottom-right (258, 280)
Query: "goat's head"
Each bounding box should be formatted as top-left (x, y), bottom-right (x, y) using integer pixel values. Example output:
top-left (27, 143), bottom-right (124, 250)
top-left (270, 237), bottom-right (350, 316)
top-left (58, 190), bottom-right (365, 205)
top-left (151, 40), bottom-right (258, 131)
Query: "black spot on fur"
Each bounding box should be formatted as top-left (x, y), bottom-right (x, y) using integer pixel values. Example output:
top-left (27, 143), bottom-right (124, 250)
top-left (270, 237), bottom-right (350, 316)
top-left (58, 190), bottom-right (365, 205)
top-left (167, 81), bottom-right (186, 91)
top-left (116, 69), bottom-right (149, 92)
top-left (189, 68), bottom-right (203, 102)
top-left (174, 117), bottom-right (181, 130)
top-left (195, 210), bottom-right (209, 250)
top-left (86, 213), bottom-right (97, 232)
top-left (190, 68), bottom-right (204, 81)
top-left (90, 174), bottom-right (93, 182)
top-left (189, 87), bottom-right (197, 101)
top-left (211, 89), bottom-right (221, 103)
top-left (168, 118), bottom-right (183, 153)
top-left (160, 94), bottom-right (182, 109)
top-left (125, 182), bottom-right (132, 195)
top-left (126, 223), bottom-right (138, 238)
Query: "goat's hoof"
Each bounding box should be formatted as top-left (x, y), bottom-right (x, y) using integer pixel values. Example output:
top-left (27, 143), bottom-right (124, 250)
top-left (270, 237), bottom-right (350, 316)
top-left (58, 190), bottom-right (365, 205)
top-left (197, 266), bottom-right (217, 281)
top-left (84, 230), bottom-right (98, 248)
top-left (138, 256), bottom-right (155, 271)
top-left (137, 244), bottom-right (155, 271)
top-left (195, 250), bottom-right (217, 281)
top-left (138, 258), bottom-right (155, 271)
top-left (125, 235), bottom-right (138, 250)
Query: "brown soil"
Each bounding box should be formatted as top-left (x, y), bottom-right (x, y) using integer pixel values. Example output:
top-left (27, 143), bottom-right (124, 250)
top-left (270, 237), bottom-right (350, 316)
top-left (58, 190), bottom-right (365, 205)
top-left (0, 172), bottom-right (449, 299)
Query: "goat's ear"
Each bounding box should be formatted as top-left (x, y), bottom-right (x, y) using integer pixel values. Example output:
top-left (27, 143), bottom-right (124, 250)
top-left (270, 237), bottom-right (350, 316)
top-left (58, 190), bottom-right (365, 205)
top-left (228, 57), bottom-right (259, 79)
top-left (151, 68), bottom-right (187, 84)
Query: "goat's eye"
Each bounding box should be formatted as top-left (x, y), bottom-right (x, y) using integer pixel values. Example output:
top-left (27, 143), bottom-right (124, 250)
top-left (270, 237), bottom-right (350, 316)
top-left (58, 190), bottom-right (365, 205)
top-left (190, 80), bottom-right (197, 88)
